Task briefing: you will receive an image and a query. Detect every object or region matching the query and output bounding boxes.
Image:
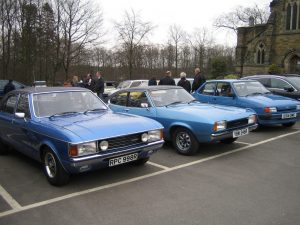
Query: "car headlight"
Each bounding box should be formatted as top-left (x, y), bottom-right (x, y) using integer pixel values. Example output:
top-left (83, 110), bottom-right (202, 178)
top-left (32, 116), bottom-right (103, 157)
top-left (264, 107), bottom-right (277, 113)
top-left (214, 120), bottom-right (226, 132)
top-left (297, 105), bottom-right (300, 110)
top-left (248, 114), bottom-right (257, 124)
top-left (69, 142), bottom-right (97, 157)
top-left (145, 129), bottom-right (163, 142)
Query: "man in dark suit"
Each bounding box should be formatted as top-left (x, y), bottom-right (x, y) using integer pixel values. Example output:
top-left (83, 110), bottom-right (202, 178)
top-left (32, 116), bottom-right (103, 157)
top-left (94, 71), bottom-right (105, 99)
top-left (159, 71), bottom-right (175, 85)
top-left (3, 80), bottom-right (15, 94)
top-left (192, 68), bottom-right (206, 92)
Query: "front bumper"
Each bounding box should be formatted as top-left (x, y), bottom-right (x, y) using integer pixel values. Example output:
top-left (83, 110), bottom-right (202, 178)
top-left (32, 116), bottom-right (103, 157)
top-left (258, 112), bottom-right (300, 125)
top-left (63, 140), bottom-right (164, 173)
top-left (210, 124), bottom-right (258, 141)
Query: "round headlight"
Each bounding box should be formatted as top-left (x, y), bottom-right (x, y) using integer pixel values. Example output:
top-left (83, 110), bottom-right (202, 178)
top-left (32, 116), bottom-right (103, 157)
top-left (100, 141), bottom-right (109, 151)
top-left (141, 133), bottom-right (148, 142)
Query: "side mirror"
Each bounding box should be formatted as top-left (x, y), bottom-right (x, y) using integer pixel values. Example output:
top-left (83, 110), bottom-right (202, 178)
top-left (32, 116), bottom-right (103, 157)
top-left (284, 87), bottom-right (294, 92)
top-left (15, 112), bottom-right (25, 119)
top-left (141, 103), bottom-right (149, 108)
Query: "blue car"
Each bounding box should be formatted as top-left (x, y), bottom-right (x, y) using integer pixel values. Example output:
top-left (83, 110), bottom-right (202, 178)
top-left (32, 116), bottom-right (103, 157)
top-left (193, 80), bottom-right (300, 127)
top-left (0, 87), bottom-right (164, 186)
top-left (108, 86), bottom-right (257, 155)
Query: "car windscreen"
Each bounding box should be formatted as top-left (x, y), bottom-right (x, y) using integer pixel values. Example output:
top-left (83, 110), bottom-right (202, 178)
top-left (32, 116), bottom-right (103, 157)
top-left (117, 81), bottom-right (131, 89)
top-left (149, 88), bottom-right (195, 107)
top-left (286, 77), bottom-right (300, 89)
top-left (233, 81), bottom-right (271, 97)
top-left (33, 91), bottom-right (107, 117)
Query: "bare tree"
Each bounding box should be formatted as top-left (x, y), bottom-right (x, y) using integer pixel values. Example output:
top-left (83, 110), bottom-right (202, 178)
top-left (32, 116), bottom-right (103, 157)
top-left (168, 24), bottom-right (185, 76)
top-left (214, 4), bottom-right (270, 34)
top-left (59, 0), bottom-right (104, 79)
top-left (114, 9), bottom-right (154, 79)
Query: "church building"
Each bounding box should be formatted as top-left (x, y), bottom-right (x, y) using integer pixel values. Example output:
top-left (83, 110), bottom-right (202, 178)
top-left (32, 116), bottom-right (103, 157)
top-left (236, 0), bottom-right (300, 75)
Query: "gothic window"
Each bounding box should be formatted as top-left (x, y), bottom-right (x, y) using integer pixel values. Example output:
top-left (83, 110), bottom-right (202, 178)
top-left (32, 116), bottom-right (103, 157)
top-left (286, 1), bottom-right (299, 30)
top-left (256, 43), bottom-right (265, 64)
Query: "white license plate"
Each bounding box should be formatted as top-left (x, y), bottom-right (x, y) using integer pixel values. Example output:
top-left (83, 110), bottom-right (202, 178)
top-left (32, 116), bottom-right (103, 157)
top-left (109, 153), bottom-right (138, 167)
top-left (233, 128), bottom-right (249, 138)
top-left (282, 112), bottom-right (297, 119)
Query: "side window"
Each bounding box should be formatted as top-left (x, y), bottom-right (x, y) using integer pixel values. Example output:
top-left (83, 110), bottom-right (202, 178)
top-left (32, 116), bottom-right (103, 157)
top-left (128, 92), bottom-right (150, 108)
top-left (110, 92), bottom-right (128, 106)
top-left (217, 82), bottom-right (232, 97)
top-left (16, 94), bottom-right (31, 118)
top-left (256, 78), bottom-right (271, 88)
top-left (270, 78), bottom-right (291, 89)
top-left (2, 95), bottom-right (18, 114)
top-left (130, 81), bottom-right (141, 88)
top-left (199, 83), bottom-right (216, 96)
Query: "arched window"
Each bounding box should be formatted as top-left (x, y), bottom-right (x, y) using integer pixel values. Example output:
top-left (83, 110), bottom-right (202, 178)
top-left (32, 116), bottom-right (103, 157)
top-left (286, 1), bottom-right (299, 30)
top-left (256, 43), bottom-right (265, 64)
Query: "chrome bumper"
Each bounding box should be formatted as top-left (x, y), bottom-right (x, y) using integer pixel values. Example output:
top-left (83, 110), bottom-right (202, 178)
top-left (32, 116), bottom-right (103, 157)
top-left (210, 124), bottom-right (258, 141)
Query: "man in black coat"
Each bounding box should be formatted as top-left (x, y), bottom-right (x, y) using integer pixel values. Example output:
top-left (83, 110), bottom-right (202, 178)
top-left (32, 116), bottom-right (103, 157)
top-left (192, 68), bottom-right (206, 92)
top-left (159, 71), bottom-right (175, 85)
top-left (3, 80), bottom-right (15, 94)
top-left (94, 71), bottom-right (105, 99)
top-left (177, 72), bottom-right (191, 93)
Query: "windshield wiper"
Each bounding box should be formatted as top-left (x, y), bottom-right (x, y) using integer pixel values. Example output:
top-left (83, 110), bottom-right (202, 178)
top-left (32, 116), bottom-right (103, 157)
top-left (165, 101), bottom-right (183, 107)
top-left (50, 111), bottom-right (78, 118)
top-left (264, 92), bottom-right (272, 94)
top-left (187, 99), bottom-right (198, 104)
top-left (245, 92), bottom-right (263, 97)
top-left (84, 108), bottom-right (106, 114)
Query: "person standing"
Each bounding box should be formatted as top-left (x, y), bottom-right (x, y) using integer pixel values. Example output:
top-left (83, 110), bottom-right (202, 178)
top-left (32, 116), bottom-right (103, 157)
top-left (94, 71), bottom-right (105, 99)
top-left (84, 73), bottom-right (95, 91)
top-left (177, 72), bottom-right (191, 93)
top-left (192, 68), bottom-right (206, 92)
top-left (159, 71), bottom-right (175, 85)
top-left (148, 77), bottom-right (157, 86)
top-left (3, 80), bottom-right (15, 94)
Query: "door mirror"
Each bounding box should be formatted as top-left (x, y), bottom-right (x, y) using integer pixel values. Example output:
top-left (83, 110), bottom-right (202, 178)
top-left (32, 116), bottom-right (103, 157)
top-left (284, 87), bottom-right (294, 92)
top-left (15, 112), bottom-right (25, 119)
top-left (140, 103), bottom-right (149, 108)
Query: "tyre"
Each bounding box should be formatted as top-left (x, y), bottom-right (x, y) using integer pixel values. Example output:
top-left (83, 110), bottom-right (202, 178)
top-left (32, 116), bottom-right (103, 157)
top-left (132, 157), bottom-right (149, 166)
top-left (43, 148), bottom-right (70, 186)
top-left (282, 122), bottom-right (296, 127)
top-left (220, 137), bottom-right (238, 144)
top-left (0, 139), bottom-right (9, 155)
top-left (172, 128), bottom-right (199, 155)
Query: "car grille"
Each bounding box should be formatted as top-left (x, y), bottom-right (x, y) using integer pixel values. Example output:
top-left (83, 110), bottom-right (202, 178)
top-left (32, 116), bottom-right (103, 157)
top-left (98, 133), bottom-right (143, 150)
top-left (277, 105), bottom-right (296, 112)
top-left (227, 118), bottom-right (249, 129)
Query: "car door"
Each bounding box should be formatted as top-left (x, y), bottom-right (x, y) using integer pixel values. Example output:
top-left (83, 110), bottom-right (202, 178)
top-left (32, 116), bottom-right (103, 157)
top-left (213, 82), bottom-right (237, 106)
top-left (0, 93), bottom-right (19, 146)
top-left (269, 78), bottom-right (296, 98)
top-left (193, 82), bottom-right (217, 103)
top-left (12, 93), bottom-right (40, 159)
top-left (108, 91), bottom-right (129, 113)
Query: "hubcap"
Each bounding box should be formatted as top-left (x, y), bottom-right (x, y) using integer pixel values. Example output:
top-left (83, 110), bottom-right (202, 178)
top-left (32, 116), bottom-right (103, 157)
top-left (45, 152), bottom-right (57, 178)
top-left (176, 131), bottom-right (191, 152)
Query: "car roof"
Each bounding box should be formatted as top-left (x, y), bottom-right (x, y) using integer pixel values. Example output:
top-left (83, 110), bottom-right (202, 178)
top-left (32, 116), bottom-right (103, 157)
top-left (114, 85), bottom-right (183, 92)
top-left (206, 79), bottom-right (249, 83)
top-left (9, 86), bottom-right (88, 94)
top-left (242, 74), bottom-right (300, 79)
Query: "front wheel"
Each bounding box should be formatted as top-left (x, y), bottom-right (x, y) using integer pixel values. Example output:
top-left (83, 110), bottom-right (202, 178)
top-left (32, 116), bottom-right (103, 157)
top-left (43, 148), bottom-right (70, 186)
top-left (220, 137), bottom-right (238, 144)
top-left (172, 128), bottom-right (199, 155)
top-left (282, 122), bottom-right (296, 127)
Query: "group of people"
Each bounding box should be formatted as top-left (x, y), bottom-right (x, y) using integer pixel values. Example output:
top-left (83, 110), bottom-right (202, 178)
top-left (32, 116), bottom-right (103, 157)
top-left (70, 71), bottom-right (105, 99)
top-left (148, 68), bottom-right (206, 93)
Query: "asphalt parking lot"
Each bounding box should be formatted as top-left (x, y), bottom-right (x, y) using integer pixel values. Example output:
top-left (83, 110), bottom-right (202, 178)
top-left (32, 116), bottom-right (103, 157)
top-left (0, 123), bottom-right (300, 225)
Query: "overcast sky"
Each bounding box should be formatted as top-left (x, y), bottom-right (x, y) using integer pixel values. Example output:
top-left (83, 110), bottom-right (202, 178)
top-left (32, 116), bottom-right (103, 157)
top-left (99, 0), bottom-right (271, 47)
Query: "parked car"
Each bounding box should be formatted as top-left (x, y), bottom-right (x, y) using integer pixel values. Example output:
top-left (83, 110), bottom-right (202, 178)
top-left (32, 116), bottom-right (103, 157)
top-left (108, 80), bottom-right (148, 97)
top-left (0, 80), bottom-right (26, 98)
top-left (0, 87), bottom-right (164, 186)
top-left (108, 86), bottom-right (257, 155)
top-left (241, 74), bottom-right (300, 101)
top-left (33, 80), bottom-right (47, 87)
top-left (193, 80), bottom-right (300, 127)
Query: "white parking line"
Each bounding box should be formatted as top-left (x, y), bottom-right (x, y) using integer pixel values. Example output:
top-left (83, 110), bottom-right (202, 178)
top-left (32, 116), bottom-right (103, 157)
top-left (147, 161), bottom-right (170, 170)
top-left (235, 141), bottom-right (252, 145)
top-left (0, 185), bottom-right (21, 210)
top-left (0, 129), bottom-right (299, 218)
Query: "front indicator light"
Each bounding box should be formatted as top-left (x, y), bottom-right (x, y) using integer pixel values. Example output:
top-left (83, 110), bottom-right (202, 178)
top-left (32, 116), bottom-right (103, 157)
top-left (214, 121), bottom-right (226, 132)
top-left (148, 129), bottom-right (163, 142)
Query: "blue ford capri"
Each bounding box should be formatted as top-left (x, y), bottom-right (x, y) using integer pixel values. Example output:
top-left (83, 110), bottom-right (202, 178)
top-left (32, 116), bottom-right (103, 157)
top-left (193, 80), bottom-right (300, 127)
top-left (108, 86), bottom-right (258, 155)
top-left (0, 87), bottom-right (164, 186)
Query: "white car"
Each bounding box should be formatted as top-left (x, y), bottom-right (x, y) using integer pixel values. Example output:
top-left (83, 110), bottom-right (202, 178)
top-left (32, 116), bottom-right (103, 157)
top-left (108, 80), bottom-right (148, 96)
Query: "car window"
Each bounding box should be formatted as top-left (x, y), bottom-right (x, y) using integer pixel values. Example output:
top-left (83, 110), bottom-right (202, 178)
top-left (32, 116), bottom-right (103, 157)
top-left (110, 92), bottom-right (128, 106)
top-left (16, 94), bottom-right (30, 118)
top-left (130, 81), bottom-right (142, 88)
top-left (217, 82), bottom-right (233, 97)
top-left (199, 83), bottom-right (216, 96)
top-left (2, 95), bottom-right (18, 114)
top-left (255, 78), bottom-right (271, 87)
top-left (285, 77), bottom-right (300, 90)
top-left (270, 78), bottom-right (292, 89)
top-left (128, 92), bottom-right (150, 108)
